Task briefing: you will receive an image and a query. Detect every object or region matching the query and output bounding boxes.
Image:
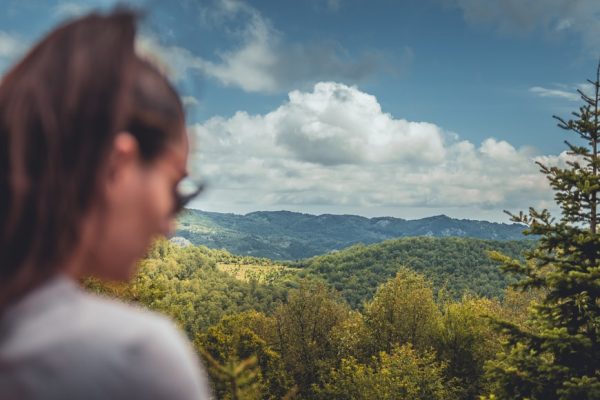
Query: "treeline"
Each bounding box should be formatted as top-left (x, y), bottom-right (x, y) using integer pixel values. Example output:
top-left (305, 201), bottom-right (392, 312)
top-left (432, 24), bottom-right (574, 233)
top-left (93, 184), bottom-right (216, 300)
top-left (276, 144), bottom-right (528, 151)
top-left (85, 240), bottom-right (296, 336)
top-left (296, 237), bottom-right (535, 308)
top-left (85, 238), bottom-right (539, 399)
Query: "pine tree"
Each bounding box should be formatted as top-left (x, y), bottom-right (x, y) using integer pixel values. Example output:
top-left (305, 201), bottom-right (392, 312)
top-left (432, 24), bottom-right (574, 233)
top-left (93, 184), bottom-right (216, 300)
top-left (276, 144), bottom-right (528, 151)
top-left (484, 64), bottom-right (600, 399)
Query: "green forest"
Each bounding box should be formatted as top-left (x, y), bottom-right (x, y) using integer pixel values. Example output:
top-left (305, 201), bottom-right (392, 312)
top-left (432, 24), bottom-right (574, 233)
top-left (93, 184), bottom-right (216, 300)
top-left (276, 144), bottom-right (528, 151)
top-left (297, 237), bottom-right (534, 307)
top-left (85, 238), bottom-right (541, 399)
top-left (86, 65), bottom-right (600, 399)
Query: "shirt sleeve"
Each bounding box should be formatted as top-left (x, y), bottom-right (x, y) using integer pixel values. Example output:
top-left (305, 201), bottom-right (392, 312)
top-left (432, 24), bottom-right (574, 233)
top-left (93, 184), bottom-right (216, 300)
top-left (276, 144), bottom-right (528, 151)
top-left (123, 317), bottom-right (213, 400)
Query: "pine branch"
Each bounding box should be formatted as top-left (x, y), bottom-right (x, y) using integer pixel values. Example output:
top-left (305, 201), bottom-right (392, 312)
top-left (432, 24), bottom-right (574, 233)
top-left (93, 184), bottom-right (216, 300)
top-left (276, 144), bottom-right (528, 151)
top-left (577, 89), bottom-right (595, 106)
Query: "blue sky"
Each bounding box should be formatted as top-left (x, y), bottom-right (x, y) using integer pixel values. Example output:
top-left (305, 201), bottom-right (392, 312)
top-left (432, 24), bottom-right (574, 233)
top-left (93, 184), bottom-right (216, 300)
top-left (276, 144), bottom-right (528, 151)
top-left (1, 0), bottom-right (599, 221)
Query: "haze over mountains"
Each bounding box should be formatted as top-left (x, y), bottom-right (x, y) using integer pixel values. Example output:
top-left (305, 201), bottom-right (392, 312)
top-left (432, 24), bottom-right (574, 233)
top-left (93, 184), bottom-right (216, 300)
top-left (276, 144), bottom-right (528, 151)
top-left (175, 209), bottom-right (528, 260)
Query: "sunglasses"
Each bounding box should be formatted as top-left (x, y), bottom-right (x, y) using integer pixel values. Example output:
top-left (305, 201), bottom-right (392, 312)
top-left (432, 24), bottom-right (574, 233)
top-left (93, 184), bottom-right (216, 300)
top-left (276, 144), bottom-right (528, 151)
top-left (173, 177), bottom-right (205, 214)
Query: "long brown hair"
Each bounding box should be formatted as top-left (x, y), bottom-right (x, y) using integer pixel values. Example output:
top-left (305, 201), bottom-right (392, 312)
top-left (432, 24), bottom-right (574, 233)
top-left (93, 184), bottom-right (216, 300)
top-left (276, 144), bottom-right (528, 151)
top-left (0, 10), bottom-right (185, 308)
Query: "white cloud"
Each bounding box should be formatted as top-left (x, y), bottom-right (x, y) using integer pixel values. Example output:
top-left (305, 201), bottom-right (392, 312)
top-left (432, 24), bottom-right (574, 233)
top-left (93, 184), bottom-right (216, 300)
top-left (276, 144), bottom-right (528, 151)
top-left (201, 8), bottom-right (280, 92)
top-left (0, 32), bottom-right (25, 59)
top-left (135, 34), bottom-right (204, 82)
top-left (190, 82), bottom-right (557, 219)
top-left (0, 32), bottom-right (27, 73)
top-left (182, 96), bottom-right (200, 108)
top-left (274, 82), bottom-right (447, 165)
top-left (138, 0), bottom-right (392, 93)
top-left (53, 2), bottom-right (90, 18)
top-left (530, 82), bottom-right (596, 102)
top-left (529, 86), bottom-right (580, 101)
top-left (448, 0), bottom-right (600, 55)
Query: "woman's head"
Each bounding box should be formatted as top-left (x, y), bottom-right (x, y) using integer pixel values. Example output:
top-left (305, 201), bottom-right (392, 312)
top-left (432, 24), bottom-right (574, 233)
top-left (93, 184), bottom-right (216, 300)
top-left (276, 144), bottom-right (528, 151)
top-left (0, 10), bottom-right (189, 303)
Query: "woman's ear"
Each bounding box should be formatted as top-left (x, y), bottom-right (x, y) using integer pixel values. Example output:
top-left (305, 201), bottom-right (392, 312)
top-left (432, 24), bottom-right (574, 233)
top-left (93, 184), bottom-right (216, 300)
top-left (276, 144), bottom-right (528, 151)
top-left (105, 132), bottom-right (140, 182)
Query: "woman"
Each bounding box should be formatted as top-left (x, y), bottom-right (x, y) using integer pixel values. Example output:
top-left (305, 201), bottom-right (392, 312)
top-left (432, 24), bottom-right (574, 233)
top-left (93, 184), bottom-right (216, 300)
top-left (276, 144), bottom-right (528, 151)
top-left (0, 10), bottom-right (211, 399)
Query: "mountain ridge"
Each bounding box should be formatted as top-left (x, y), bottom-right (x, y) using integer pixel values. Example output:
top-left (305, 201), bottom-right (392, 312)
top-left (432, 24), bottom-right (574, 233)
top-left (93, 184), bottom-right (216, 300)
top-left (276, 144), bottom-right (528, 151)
top-left (176, 209), bottom-right (528, 260)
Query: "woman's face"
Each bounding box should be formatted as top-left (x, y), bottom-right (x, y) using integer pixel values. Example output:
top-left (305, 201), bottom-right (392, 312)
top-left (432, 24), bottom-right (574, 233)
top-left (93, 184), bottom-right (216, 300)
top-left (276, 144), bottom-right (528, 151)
top-left (80, 129), bottom-right (189, 282)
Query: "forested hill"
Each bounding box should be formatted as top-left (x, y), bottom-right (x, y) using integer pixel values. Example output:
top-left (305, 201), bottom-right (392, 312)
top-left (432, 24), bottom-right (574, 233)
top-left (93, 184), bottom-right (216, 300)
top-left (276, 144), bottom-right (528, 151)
top-left (297, 237), bottom-right (535, 308)
top-left (176, 209), bottom-right (528, 259)
top-left (91, 237), bottom-right (539, 399)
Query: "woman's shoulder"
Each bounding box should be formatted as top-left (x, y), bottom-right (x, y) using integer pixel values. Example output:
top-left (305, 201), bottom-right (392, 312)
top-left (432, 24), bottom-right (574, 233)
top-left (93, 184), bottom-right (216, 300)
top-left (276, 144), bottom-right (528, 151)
top-left (76, 284), bottom-right (213, 399)
top-left (82, 293), bottom-right (212, 399)
top-left (77, 286), bottom-right (175, 342)
top-left (80, 290), bottom-right (198, 367)
top-left (1, 275), bottom-right (173, 350)
top-left (0, 275), bottom-right (212, 399)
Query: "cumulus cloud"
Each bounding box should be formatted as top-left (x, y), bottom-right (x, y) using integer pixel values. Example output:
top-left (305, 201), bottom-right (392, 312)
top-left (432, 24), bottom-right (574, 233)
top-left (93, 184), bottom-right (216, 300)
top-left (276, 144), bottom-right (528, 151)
top-left (139, 0), bottom-right (393, 93)
top-left (446, 0), bottom-right (600, 55)
top-left (190, 82), bottom-right (557, 218)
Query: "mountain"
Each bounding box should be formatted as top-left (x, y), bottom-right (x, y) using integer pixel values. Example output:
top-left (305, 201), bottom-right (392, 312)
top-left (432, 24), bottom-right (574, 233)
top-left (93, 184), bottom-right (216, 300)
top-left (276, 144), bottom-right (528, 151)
top-left (299, 236), bottom-right (535, 307)
top-left (175, 209), bottom-right (529, 260)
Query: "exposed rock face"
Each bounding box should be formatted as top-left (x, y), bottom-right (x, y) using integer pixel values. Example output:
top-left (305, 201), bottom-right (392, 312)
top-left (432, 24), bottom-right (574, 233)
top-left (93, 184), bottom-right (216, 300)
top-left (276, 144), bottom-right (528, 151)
top-left (169, 236), bottom-right (192, 247)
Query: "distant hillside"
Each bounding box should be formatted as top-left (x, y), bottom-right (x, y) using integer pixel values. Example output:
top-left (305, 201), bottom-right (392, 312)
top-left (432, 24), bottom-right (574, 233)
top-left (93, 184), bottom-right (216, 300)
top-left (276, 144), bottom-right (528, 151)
top-left (298, 237), bottom-right (535, 308)
top-left (176, 209), bottom-right (529, 260)
top-left (165, 234), bottom-right (535, 309)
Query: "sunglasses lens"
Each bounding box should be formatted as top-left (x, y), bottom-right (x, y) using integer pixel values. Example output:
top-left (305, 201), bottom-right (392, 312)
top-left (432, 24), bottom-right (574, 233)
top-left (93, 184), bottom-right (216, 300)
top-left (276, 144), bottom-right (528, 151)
top-left (177, 178), bottom-right (199, 197)
top-left (175, 178), bottom-right (205, 213)
top-left (174, 130), bottom-right (205, 213)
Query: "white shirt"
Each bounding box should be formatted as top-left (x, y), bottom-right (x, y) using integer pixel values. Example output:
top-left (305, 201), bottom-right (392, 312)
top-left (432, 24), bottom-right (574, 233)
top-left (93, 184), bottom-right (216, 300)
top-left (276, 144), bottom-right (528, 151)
top-left (0, 275), bottom-right (212, 399)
